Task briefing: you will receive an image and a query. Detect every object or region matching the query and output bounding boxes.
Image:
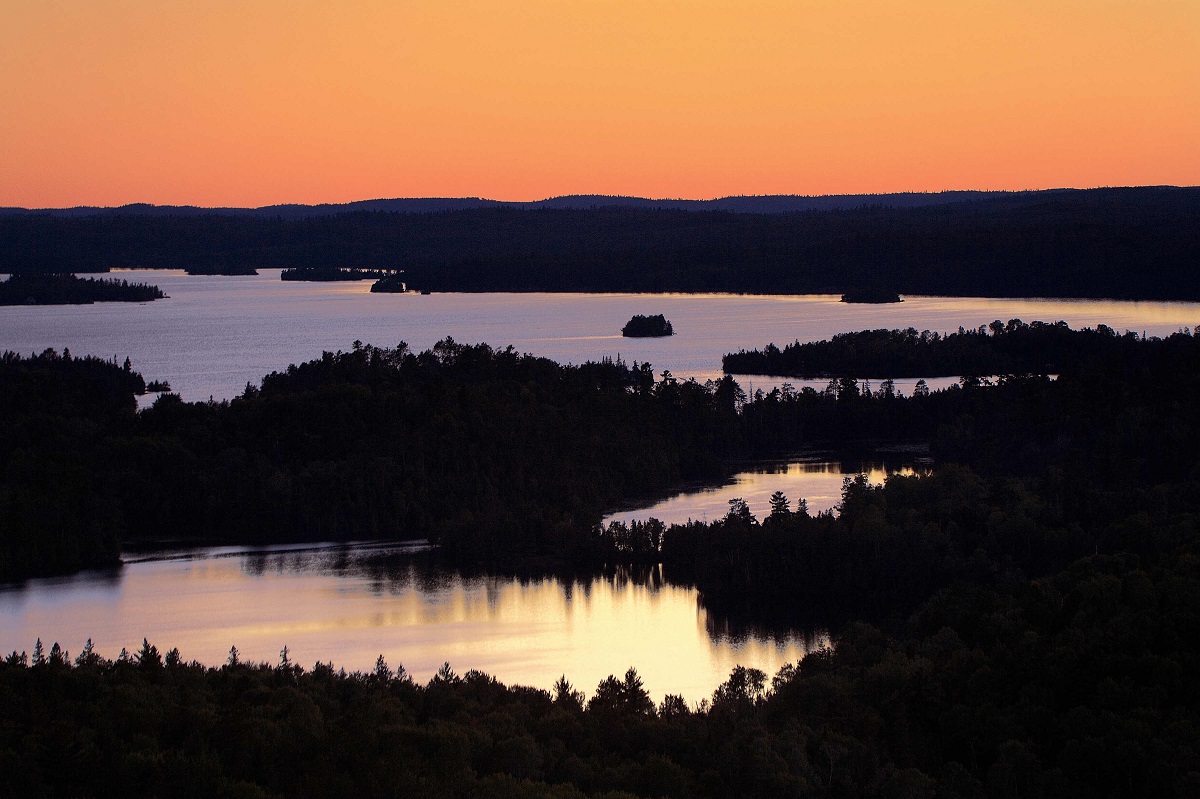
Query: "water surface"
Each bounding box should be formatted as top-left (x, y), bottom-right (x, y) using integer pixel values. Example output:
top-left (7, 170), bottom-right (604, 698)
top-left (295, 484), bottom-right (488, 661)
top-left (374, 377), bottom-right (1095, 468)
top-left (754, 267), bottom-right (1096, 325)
top-left (1, 269), bottom-right (1195, 401)
top-left (0, 542), bottom-right (824, 703)
top-left (606, 459), bottom-right (924, 526)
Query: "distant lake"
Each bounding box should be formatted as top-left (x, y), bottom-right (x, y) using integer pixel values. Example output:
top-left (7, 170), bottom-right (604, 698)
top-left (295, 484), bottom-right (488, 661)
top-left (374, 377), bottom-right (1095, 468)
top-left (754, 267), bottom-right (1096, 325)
top-left (0, 543), bottom-right (825, 703)
top-left (1, 269), bottom-right (1196, 402)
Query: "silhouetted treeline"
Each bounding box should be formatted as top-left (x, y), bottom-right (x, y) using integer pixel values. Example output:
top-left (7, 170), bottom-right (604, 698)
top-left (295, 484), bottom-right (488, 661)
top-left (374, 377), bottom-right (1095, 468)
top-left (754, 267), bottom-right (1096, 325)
top-left (3, 187), bottom-right (1199, 299)
top-left (0, 273), bottom-right (165, 305)
top-left (723, 319), bottom-right (1193, 377)
top-left (5, 536), bottom-right (1199, 797)
top-left (0, 342), bottom-right (745, 580)
top-left (0, 188), bottom-right (1044, 219)
top-left (0, 350), bottom-right (146, 576)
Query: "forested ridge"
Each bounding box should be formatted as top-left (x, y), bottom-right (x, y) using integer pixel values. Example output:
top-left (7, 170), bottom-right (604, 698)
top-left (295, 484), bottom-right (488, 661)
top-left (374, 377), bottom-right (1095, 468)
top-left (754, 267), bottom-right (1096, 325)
top-left (4, 324), bottom-right (1200, 796)
top-left (3, 186), bottom-right (1199, 299)
top-left (722, 319), bottom-right (1188, 378)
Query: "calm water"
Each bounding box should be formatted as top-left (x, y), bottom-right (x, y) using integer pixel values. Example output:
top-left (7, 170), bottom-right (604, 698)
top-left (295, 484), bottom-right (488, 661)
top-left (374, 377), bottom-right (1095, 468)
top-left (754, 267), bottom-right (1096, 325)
top-left (0, 268), bottom-right (1195, 402)
top-left (0, 543), bottom-right (824, 703)
top-left (606, 458), bottom-right (924, 526)
top-left (3, 275), bottom-right (1198, 697)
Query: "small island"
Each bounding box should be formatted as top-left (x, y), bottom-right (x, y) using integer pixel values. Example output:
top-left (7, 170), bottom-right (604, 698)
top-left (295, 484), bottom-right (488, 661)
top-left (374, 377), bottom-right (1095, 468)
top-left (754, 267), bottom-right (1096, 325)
top-left (840, 287), bottom-right (903, 304)
top-left (0, 273), bottom-right (166, 305)
top-left (281, 267), bottom-right (397, 282)
top-left (370, 274), bottom-right (409, 293)
top-left (621, 313), bottom-right (674, 337)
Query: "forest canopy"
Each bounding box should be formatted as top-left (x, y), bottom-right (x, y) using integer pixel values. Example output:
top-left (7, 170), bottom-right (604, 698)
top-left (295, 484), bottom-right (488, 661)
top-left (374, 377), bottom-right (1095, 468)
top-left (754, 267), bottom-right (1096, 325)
top-left (5, 322), bottom-right (1200, 796)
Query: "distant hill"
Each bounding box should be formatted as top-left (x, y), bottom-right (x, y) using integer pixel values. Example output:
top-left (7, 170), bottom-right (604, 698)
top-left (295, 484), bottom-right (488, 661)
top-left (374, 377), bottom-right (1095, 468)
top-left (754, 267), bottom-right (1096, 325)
top-left (0, 189), bottom-right (1084, 219)
top-left (2, 186), bottom-right (1198, 300)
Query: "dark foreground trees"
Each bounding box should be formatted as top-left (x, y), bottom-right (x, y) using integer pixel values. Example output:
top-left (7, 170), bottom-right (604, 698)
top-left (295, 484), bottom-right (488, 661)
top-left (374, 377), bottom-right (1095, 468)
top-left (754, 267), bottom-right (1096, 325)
top-left (4, 543), bottom-right (1198, 799)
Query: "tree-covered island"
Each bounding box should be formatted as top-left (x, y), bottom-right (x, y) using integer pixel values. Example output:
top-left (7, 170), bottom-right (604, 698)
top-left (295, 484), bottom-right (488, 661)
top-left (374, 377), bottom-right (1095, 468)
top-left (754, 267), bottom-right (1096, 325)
top-left (0, 273), bottom-right (165, 305)
top-left (621, 314), bottom-right (674, 337)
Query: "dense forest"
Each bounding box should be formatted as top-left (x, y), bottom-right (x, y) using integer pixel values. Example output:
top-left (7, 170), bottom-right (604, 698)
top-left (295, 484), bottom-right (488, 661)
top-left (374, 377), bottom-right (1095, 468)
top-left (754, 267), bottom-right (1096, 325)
top-left (4, 322), bottom-right (1199, 583)
top-left (0, 273), bottom-right (166, 305)
top-left (721, 320), bottom-right (1192, 378)
top-left (0, 341), bottom-right (744, 579)
top-left (6, 558), bottom-right (1199, 799)
top-left (4, 323), bottom-right (1200, 796)
top-left (2, 187), bottom-right (1199, 299)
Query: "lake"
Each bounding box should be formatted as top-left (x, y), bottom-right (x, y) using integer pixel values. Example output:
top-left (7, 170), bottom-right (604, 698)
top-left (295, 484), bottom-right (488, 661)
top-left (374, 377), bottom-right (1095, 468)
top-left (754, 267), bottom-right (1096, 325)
top-left (0, 542), bottom-right (825, 704)
top-left (0, 269), bottom-right (1195, 402)
top-left (2, 274), bottom-right (1198, 698)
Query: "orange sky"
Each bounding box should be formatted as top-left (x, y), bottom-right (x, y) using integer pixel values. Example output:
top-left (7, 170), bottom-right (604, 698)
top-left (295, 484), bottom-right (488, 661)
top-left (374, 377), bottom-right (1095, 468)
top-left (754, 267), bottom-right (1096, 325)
top-left (2, 0), bottom-right (1198, 207)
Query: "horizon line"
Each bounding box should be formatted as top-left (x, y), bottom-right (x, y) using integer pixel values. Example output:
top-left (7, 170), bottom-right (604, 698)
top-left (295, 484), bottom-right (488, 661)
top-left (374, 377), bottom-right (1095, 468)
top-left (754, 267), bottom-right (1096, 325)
top-left (4, 184), bottom-right (1197, 213)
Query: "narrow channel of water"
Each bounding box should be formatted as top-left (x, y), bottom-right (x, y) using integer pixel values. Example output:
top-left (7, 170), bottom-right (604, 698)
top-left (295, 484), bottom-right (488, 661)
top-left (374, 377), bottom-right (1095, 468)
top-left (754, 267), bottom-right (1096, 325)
top-left (605, 458), bottom-right (926, 527)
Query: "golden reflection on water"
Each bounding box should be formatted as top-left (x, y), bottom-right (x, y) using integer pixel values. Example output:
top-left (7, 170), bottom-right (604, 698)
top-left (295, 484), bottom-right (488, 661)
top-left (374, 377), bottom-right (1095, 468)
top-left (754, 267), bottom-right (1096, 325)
top-left (0, 548), bottom-right (824, 703)
top-left (607, 460), bottom-right (919, 526)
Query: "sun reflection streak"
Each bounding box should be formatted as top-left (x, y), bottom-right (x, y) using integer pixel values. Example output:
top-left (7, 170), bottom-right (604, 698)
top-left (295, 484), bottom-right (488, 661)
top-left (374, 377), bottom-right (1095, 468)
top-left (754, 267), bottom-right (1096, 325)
top-left (0, 545), bottom-right (821, 703)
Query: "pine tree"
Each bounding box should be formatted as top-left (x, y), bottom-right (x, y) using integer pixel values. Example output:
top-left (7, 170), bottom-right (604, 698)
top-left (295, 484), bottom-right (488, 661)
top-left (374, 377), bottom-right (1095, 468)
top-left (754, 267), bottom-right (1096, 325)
top-left (75, 638), bottom-right (101, 667)
top-left (136, 638), bottom-right (162, 669)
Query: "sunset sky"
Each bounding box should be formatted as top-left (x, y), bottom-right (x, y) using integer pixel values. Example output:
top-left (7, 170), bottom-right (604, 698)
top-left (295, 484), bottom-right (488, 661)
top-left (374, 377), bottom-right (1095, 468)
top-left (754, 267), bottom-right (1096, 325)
top-left (2, 0), bottom-right (1198, 207)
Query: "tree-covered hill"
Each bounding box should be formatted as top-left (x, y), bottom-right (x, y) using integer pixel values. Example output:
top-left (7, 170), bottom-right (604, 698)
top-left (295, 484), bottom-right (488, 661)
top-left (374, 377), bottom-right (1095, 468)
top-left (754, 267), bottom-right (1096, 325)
top-left (3, 187), bottom-right (1198, 299)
